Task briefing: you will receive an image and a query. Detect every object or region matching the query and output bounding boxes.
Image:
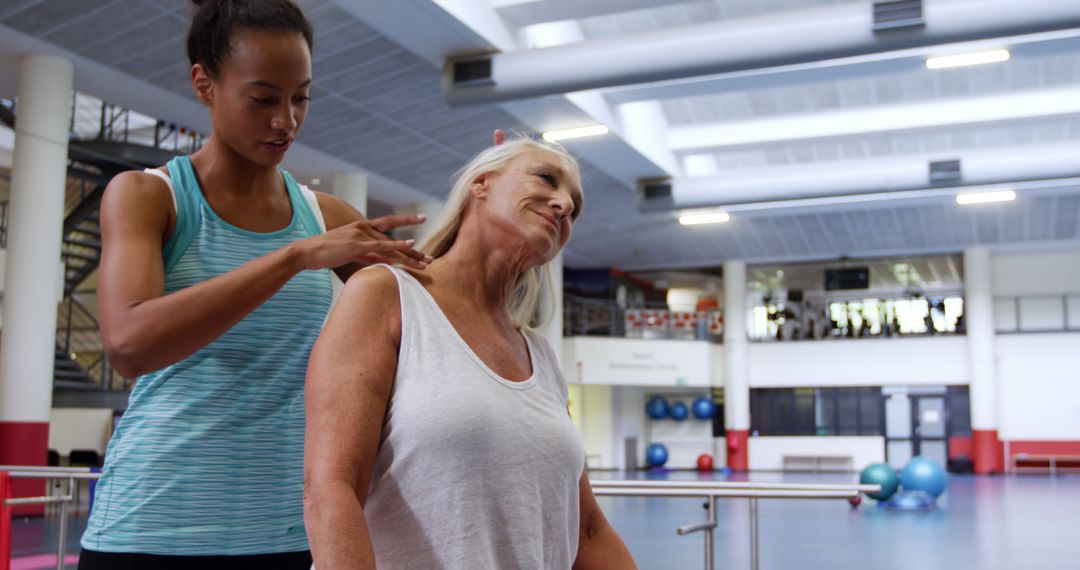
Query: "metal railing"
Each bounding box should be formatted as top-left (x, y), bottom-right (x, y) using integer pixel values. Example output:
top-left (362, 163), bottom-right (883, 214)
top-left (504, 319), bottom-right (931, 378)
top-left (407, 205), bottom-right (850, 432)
top-left (0, 467), bottom-right (102, 570)
top-left (589, 479), bottom-right (878, 570)
top-left (994, 293), bottom-right (1080, 334)
top-left (56, 297), bottom-right (128, 391)
top-left (564, 295), bottom-right (723, 340)
top-left (0, 200), bottom-right (8, 249)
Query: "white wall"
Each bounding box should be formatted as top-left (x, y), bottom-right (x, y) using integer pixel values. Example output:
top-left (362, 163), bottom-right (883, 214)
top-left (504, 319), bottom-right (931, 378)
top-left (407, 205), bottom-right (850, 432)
top-left (998, 333), bottom-right (1080, 441)
top-left (49, 407), bottom-right (113, 456)
top-left (749, 336), bottom-right (968, 387)
top-left (576, 384), bottom-right (617, 469)
top-left (992, 248), bottom-right (1080, 296)
top-left (748, 436), bottom-right (885, 472)
top-left (563, 337), bottom-right (716, 387)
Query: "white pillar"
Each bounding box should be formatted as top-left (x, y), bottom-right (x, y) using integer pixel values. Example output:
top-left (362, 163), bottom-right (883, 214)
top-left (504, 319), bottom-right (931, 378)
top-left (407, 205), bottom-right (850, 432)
top-left (964, 246), bottom-right (1001, 473)
top-left (540, 253), bottom-right (563, 364)
top-left (722, 260), bottom-right (750, 470)
top-left (332, 171), bottom-right (367, 216)
top-left (393, 201), bottom-right (444, 245)
top-left (0, 54), bottom-right (74, 468)
top-left (328, 172), bottom-right (368, 302)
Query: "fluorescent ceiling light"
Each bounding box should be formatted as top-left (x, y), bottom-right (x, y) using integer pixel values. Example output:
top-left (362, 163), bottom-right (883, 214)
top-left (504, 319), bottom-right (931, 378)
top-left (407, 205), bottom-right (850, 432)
top-left (542, 124), bottom-right (609, 142)
top-left (679, 210), bottom-right (731, 225)
top-left (926, 49), bottom-right (1010, 69)
top-left (955, 189), bottom-right (1016, 205)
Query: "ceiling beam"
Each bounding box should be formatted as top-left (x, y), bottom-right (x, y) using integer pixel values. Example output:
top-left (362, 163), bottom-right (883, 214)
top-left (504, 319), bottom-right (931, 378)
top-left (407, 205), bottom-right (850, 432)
top-left (668, 85), bottom-right (1080, 153)
top-left (601, 28), bottom-right (1080, 104)
top-left (659, 141), bottom-right (1080, 209)
top-left (444, 0), bottom-right (1080, 105)
top-left (493, 0), bottom-right (698, 27)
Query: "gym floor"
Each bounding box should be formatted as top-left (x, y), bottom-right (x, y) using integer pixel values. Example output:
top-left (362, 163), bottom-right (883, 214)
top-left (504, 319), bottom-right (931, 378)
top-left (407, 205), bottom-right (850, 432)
top-left (10, 472), bottom-right (1080, 569)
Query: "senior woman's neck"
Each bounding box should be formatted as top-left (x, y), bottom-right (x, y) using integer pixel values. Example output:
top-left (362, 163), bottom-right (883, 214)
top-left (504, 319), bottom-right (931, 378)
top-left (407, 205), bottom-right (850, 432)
top-left (428, 236), bottom-right (535, 314)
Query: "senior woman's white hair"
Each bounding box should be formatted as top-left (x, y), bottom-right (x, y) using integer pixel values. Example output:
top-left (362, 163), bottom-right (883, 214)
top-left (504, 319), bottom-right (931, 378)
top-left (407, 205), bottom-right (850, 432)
top-left (417, 134), bottom-right (582, 330)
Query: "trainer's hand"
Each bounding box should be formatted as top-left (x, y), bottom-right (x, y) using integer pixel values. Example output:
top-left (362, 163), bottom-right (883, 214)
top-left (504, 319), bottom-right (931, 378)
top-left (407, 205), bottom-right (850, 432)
top-left (292, 214), bottom-right (433, 271)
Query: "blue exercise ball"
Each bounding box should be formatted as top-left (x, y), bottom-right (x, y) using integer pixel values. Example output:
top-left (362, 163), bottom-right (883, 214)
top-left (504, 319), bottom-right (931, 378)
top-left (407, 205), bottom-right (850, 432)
top-left (692, 397), bottom-right (714, 420)
top-left (900, 456), bottom-right (948, 498)
top-left (646, 443), bottom-right (669, 467)
top-left (670, 402), bottom-right (689, 421)
top-left (859, 463), bottom-right (900, 501)
top-left (646, 397), bottom-right (669, 420)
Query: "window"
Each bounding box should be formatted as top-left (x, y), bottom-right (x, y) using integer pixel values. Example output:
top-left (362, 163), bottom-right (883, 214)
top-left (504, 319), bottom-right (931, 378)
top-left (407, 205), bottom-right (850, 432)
top-left (752, 387), bottom-right (885, 436)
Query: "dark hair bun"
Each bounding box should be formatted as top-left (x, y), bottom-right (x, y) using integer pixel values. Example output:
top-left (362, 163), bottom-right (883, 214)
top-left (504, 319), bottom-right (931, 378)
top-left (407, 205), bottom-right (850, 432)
top-left (187, 0), bottom-right (313, 76)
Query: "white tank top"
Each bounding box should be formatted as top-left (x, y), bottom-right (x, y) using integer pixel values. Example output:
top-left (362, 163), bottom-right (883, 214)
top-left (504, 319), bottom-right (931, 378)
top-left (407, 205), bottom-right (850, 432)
top-left (365, 264), bottom-right (585, 569)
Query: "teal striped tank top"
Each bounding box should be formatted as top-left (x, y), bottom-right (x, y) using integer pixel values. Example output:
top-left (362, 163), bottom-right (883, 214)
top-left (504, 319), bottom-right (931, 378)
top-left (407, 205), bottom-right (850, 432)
top-left (81, 156), bottom-right (332, 555)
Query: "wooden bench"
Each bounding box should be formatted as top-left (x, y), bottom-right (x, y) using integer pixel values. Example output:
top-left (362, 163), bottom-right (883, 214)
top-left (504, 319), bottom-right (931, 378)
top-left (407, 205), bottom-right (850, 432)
top-left (1010, 453), bottom-right (1080, 476)
top-left (782, 455), bottom-right (853, 473)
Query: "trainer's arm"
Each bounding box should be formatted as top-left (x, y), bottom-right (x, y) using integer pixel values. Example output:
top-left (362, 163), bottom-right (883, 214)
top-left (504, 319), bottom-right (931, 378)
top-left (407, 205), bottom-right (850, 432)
top-left (573, 469), bottom-right (638, 569)
top-left (305, 268), bottom-right (401, 570)
top-left (97, 172), bottom-right (424, 379)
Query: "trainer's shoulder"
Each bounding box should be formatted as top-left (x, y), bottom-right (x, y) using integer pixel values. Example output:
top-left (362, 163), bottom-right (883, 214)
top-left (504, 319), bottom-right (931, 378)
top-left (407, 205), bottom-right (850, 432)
top-left (101, 168), bottom-right (174, 219)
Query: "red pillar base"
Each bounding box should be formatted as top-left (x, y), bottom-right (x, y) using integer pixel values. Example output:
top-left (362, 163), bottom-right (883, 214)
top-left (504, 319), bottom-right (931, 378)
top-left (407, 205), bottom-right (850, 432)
top-left (0, 421), bottom-right (49, 515)
top-left (973, 429), bottom-right (1004, 474)
top-left (726, 429), bottom-right (750, 472)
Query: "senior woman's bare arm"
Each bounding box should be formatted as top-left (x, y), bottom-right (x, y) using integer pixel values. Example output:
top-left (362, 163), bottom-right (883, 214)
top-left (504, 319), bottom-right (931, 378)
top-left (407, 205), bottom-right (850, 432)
top-left (305, 267), bottom-right (402, 570)
top-left (574, 470), bottom-right (638, 569)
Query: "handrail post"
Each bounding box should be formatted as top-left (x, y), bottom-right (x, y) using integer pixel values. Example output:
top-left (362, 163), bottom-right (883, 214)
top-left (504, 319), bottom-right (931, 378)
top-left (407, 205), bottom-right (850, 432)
top-left (705, 496), bottom-right (716, 570)
top-left (1, 471), bottom-right (12, 570)
top-left (749, 497), bottom-right (759, 570)
top-left (54, 478), bottom-right (69, 570)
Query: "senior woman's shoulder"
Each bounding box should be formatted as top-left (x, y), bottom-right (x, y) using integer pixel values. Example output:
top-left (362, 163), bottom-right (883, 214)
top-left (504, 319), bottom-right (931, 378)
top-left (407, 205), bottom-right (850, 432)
top-left (341, 264), bottom-right (403, 306)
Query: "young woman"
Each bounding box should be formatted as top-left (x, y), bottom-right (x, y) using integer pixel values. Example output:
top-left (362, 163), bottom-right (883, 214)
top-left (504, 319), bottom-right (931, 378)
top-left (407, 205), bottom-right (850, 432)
top-left (78, 1), bottom-right (428, 568)
top-left (304, 135), bottom-right (637, 569)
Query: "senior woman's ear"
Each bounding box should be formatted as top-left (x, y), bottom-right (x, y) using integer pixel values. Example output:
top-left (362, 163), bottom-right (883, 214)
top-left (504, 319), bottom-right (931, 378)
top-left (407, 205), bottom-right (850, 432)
top-left (469, 173), bottom-right (491, 200)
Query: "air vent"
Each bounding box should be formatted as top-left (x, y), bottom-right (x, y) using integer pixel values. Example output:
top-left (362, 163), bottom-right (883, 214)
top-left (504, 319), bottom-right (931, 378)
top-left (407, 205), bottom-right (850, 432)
top-left (873, 0), bottom-right (924, 32)
top-left (637, 178), bottom-right (674, 212)
top-left (451, 57), bottom-right (493, 87)
top-left (929, 159), bottom-right (962, 184)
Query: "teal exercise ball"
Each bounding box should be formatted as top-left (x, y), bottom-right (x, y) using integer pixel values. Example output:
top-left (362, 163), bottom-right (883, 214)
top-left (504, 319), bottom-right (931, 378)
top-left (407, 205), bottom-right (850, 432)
top-left (859, 463), bottom-right (900, 501)
top-left (900, 456), bottom-right (948, 498)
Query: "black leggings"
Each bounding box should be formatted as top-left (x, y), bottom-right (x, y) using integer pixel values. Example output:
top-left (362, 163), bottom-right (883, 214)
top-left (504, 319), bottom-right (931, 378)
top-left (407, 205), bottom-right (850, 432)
top-left (77, 548), bottom-right (313, 570)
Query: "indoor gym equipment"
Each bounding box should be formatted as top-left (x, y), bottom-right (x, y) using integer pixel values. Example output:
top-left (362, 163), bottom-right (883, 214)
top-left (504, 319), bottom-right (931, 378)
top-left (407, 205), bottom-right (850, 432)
top-left (647, 443), bottom-right (669, 467)
top-left (859, 463), bottom-right (900, 501)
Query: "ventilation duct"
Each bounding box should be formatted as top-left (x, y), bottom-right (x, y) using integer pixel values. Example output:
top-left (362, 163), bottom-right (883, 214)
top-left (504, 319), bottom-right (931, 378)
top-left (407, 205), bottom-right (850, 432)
top-left (929, 159), bottom-right (962, 184)
top-left (642, 142), bottom-right (1080, 210)
top-left (873, 0), bottom-right (925, 31)
top-left (637, 179), bottom-right (674, 212)
top-left (450, 57), bottom-right (494, 87)
top-left (444, 0), bottom-right (1080, 105)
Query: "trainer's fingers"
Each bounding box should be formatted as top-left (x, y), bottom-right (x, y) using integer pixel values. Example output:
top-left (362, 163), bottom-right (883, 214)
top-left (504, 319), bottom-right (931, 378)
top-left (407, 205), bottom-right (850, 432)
top-left (367, 214), bottom-right (427, 233)
top-left (358, 240), bottom-right (429, 267)
top-left (381, 248), bottom-right (429, 269)
top-left (397, 245), bottom-right (433, 264)
top-left (493, 129), bottom-right (506, 146)
top-left (356, 253), bottom-right (394, 266)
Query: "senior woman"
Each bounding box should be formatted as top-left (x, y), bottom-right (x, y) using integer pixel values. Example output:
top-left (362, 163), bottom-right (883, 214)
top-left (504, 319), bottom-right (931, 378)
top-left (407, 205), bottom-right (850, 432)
top-left (303, 135), bottom-right (637, 569)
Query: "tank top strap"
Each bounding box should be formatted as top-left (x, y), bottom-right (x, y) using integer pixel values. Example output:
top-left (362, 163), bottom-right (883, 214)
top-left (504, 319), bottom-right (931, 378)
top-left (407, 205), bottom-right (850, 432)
top-left (368, 264), bottom-right (418, 362)
top-left (162, 156), bottom-right (202, 274)
top-left (280, 168), bottom-right (325, 238)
